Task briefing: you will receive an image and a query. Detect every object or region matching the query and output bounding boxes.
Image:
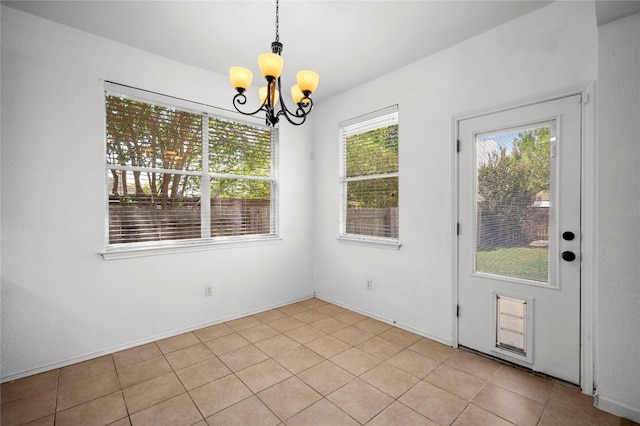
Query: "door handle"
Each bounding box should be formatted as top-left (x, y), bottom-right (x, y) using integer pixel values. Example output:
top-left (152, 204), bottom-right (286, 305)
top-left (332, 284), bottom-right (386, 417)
top-left (562, 251), bottom-right (576, 262)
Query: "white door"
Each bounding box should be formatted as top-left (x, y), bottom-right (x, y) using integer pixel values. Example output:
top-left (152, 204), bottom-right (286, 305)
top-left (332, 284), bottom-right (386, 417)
top-left (457, 94), bottom-right (582, 384)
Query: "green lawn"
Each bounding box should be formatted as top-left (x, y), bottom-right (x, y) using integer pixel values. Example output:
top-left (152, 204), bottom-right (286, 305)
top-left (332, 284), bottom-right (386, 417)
top-left (476, 246), bottom-right (548, 283)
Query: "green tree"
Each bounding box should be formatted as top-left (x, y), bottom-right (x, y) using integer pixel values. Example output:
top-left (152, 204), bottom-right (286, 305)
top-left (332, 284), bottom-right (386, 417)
top-left (106, 96), bottom-right (202, 207)
top-left (106, 97), bottom-right (273, 204)
top-left (209, 117), bottom-right (272, 200)
top-left (346, 124), bottom-right (398, 208)
top-left (477, 127), bottom-right (550, 246)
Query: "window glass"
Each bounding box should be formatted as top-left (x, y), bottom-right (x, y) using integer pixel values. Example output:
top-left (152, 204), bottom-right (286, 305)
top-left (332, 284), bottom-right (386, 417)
top-left (106, 96), bottom-right (202, 172)
top-left (339, 106), bottom-right (399, 242)
top-left (105, 88), bottom-right (277, 251)
top-left (209, 117), bottom-right (272, 177)
top-left (475, 125), bottom-right (551, 283)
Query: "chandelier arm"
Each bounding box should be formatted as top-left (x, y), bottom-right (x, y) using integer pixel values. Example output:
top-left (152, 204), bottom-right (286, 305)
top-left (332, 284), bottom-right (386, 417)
top-left (232, 92), bottom-right (268, 117)
top-left (278, 108), bottom-right (307, 126)
top-left (276, 97), bottom-right (313, 125)
top-left (296, 97), bottom-right (314, 116)
top-left (270, 77), bottom-right (311, 126)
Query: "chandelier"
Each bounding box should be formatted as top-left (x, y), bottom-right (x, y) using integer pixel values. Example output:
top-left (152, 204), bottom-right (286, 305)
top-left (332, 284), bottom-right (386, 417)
top-left (229, 0), bottom-right (319, 127)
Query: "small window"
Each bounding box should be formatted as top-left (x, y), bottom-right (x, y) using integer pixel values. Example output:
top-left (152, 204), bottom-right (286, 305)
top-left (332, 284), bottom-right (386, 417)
top-left (104, 83), bottom-right (278, 257)
top-left (339, 106), bottom-right (399, 244)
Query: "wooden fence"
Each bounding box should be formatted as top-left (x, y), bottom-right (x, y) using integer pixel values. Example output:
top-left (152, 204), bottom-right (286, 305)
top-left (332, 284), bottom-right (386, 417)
top-left (346, 207), bottom-right (399, 239)
top-left (477, 202), bottom-right (549, 249)
top-left (108, 197), bottom-right (270, 244)
top-left (110, 199), bottom-right (399, 243)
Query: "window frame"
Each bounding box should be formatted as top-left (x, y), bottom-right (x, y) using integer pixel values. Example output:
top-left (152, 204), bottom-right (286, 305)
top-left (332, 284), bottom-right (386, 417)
top-left (338, 105), bottom-right (401, 249)
top-left (101, 82), bottom-right (280, 260)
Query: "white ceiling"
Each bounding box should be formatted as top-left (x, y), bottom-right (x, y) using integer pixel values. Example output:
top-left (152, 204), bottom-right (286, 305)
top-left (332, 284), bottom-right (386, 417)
top-left (4, 1), bottom-right (639, 102)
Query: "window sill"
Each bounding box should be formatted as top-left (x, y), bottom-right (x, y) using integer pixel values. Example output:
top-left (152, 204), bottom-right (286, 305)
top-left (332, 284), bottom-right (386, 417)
top-left (337, 236), bottom-right (402, 250)
top-left (101, 236), bottom-right (282, 260)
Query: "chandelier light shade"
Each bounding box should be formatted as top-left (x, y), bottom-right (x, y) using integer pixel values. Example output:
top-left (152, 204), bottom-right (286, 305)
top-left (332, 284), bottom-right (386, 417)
top-left (259, 86), bottom-right (279, 105)
top-left (229, 67), bottom-right (253, 92)
top-left (258, 53), bottom-right (284, 79)
top-left (229, 0), bottom-right (319, 126)
top-left (296, 70), bottom-right (320, 94)
top-left (291, 85), bottom-right (307, 105)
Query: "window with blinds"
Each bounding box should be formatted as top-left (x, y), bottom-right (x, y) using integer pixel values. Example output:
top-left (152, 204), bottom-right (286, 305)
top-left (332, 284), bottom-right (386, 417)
top-left (105, 84), bottom-right (277, 252)
top-left (339, 105), bottom-right (399, 242)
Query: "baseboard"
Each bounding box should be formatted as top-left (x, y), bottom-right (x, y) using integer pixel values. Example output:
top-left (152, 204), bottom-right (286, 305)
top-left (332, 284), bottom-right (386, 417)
top-left (596, 394), bottom-right (640, 423)
top-left (315, 294), bottom-right (453, 346)
top-left (1, 294), bottom-right (314, 383)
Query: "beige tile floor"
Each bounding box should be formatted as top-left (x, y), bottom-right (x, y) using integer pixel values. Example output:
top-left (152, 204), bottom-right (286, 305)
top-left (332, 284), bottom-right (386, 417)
top-left (1, 298), bottom-right (636, 426)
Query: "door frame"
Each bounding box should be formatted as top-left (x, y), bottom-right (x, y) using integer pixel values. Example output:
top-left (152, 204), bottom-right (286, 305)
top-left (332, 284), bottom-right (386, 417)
top-left (451, 83), bottom-right (596, 395)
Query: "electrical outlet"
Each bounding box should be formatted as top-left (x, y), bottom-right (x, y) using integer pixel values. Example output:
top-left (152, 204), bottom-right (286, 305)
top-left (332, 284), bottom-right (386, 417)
top-left (204, 285), bottom-right (213, 297)
top-left (366, 279), bottom-right (373, 290)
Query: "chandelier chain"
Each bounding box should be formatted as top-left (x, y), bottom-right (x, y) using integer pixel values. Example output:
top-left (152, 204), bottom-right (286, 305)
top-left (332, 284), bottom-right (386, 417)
top-left (275, 0), bottom-right (280, 42)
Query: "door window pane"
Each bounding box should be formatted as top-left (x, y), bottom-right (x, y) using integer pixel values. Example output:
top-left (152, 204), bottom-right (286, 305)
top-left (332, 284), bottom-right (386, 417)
top-left (475, 125), bottom-right (551, 283)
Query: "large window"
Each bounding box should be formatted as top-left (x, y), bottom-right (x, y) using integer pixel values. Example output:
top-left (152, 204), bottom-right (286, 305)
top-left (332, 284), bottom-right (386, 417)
top-left (339, 105), bottom-right (399, 244)
top-left (104, 83), bottom-right (278, 257)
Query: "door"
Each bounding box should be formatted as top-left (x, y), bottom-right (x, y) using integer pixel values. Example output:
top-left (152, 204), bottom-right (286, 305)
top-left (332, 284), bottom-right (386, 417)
top-left (457, 94), bottom-right (582, 384)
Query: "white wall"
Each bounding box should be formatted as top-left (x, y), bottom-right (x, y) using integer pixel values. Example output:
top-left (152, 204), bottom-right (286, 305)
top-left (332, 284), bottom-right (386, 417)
top-left (0, 6), bottom-right (314, 381)
top-left (3, 3), bottom-right (639, 420)
top-left (596, 12), bottom-right (640, 421)
top-left (312, 1), bottom-right (597, 343)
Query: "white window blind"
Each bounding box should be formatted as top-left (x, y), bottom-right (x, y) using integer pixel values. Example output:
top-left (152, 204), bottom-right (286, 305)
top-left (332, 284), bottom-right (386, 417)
top-left (339, 105), bottom-right (399, 243)
top-left (104, 83), bottom-right (278, 254)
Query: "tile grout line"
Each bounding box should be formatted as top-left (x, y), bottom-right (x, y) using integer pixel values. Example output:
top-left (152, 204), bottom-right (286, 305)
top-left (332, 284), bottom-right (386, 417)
top-left (53, 367), bottom-right (60, 425)
top-left (110, 353), bottom-right (134, 425)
